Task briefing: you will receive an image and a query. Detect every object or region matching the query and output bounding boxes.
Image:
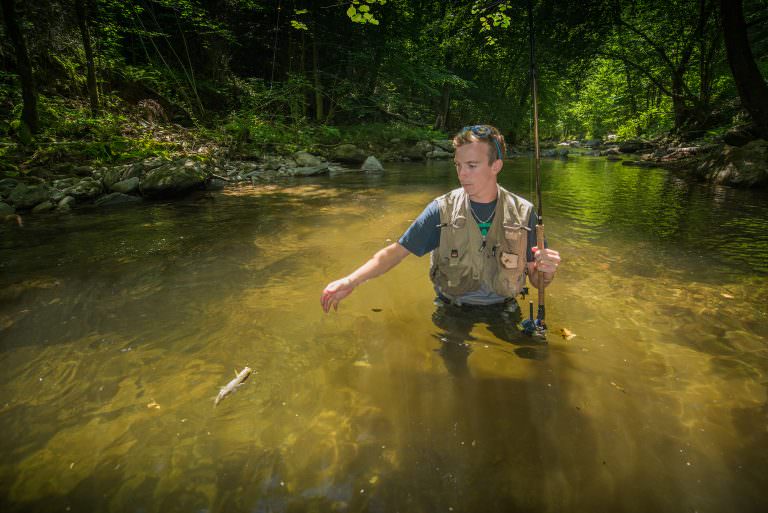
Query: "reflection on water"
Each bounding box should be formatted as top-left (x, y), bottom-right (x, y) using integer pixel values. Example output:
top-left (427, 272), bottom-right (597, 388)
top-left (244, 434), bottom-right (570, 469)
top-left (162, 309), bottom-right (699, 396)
top-left (1, 158), bottom-right (767, 512)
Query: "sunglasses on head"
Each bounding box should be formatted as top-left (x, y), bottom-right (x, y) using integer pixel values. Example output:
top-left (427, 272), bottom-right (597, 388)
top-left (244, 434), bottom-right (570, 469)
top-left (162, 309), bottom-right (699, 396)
top-left (461, 125), bottom-right (502, 160)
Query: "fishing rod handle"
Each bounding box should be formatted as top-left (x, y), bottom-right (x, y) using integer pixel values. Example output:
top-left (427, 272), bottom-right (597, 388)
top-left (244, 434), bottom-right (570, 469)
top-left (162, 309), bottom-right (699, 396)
top-left (535, 223), bottom-right (546, 305)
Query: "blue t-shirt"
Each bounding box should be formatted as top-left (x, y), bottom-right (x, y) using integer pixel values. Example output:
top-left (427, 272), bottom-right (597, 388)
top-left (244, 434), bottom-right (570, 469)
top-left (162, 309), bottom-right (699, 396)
top-left (398, 198), bottom-right (541, 260)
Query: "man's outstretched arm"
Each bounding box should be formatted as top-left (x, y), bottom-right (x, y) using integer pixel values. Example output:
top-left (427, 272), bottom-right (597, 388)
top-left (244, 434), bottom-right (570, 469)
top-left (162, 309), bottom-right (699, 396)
top-left (321, 242), bottom-right (411, 313)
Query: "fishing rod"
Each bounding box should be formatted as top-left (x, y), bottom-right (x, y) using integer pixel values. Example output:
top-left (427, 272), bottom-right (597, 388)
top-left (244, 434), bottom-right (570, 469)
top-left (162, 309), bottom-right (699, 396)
top-left (522, 0), bottom-right (547, 337)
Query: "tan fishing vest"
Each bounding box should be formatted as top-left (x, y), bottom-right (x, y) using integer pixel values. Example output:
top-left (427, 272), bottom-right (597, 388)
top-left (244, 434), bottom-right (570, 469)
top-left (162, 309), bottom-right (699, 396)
top-left (429, 186), bottom-right (532, 300)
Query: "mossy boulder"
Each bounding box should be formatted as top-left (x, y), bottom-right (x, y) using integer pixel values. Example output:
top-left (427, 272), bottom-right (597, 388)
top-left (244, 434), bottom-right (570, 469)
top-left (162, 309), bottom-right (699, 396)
top-left (139, 158), bottom-right (207, 197)
top-left (7, 184), bottom-right (50, 209)
top-left (331, 144), bottom-right (368, 164)
top-left (698, 140), bottom-right (768, 187)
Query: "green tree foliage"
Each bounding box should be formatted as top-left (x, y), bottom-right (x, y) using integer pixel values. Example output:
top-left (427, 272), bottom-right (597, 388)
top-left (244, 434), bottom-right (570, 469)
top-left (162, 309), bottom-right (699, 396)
top-left (0, 0), bottom-right (765, 145)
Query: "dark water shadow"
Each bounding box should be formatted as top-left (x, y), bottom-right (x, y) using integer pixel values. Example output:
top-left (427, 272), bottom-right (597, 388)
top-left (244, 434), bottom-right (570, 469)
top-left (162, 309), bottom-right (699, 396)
top-left (431, 299), bottom-right (548, 376)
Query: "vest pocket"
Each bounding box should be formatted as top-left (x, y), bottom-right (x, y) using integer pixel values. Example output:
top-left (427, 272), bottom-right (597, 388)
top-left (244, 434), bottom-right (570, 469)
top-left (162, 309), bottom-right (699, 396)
top-left (493, 225), bottom-right (528, 296)
top-left (434, 255), bottom-right (476, 295)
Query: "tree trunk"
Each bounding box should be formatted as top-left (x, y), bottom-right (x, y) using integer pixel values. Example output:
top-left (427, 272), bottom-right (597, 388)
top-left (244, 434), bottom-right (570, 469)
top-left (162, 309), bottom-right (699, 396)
top-left (433, 83), bottom-right (450, 130)
top-left (1, 0), bottom-right (39, 134)
top-left (311, 35), bottom-right (323, 122)
top-left (74, 0), bottom-right (99, 116)
top-left (720, 0), bottom-right (768, 137)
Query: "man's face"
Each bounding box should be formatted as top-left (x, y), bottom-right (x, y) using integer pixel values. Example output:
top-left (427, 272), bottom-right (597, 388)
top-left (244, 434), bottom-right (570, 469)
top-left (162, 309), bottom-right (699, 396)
top-left (454, 141), bottom-right (502, 202)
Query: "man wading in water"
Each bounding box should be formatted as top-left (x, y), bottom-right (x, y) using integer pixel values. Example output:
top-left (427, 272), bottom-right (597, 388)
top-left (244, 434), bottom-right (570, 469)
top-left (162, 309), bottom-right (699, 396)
top-left (321, 125), bottom-right (561, 372)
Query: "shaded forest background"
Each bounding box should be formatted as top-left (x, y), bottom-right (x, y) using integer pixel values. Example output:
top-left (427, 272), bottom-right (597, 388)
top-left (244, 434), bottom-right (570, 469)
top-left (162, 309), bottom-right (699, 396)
top-left (0, 0), bottom-right (767, 165)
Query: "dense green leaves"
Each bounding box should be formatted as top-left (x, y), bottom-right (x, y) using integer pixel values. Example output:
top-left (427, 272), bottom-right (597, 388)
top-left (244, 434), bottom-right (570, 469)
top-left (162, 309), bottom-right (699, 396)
top-left (0, 0), bottom-right (765, 143)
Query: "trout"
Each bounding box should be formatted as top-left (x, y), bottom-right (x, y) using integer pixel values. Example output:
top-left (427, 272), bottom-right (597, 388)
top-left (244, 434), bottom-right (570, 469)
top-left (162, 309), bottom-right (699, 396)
top-left (214, 366), bottom-right (252, 406)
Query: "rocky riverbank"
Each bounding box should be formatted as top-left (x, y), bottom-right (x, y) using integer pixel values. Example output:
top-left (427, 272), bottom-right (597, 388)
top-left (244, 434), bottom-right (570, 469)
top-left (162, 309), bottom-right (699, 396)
top-left (3, 130), bottom-right (766, 223)
top-left (550, 135), bottom-right (768, 188)
top-left (0, 138), bottom-right (456, 219)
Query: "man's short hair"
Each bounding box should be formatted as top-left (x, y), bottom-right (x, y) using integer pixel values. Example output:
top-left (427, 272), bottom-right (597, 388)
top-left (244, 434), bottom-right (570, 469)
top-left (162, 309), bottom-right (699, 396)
top-left (452, 125), bottom-right (506, 164)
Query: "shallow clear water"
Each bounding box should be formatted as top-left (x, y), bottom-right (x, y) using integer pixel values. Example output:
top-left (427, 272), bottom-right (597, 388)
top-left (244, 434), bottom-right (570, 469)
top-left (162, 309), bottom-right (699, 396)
top-left (1, 156), bottom-right (767, 513)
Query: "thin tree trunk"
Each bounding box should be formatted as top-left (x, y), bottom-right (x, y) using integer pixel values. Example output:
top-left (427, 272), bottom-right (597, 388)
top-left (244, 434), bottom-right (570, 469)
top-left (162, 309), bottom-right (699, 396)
top-left (720, 0), bottom-right (768, 137)
top-left (312, 34), bottom-right (323, 122)
top-left (1, 0), bottom-right (38, 134)
top-left (74, 0), bottom-right (99, 116)
top-left (433, 83), bottom-right (450, 130)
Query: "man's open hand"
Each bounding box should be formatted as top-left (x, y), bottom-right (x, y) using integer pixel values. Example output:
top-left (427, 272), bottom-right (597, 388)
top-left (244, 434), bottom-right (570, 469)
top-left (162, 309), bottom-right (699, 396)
top-left (321, 277), bottom-right (355, 313)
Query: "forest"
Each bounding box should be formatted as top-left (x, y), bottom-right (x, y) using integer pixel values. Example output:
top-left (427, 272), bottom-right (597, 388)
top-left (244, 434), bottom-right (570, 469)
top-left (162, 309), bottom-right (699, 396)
top-left (0, 0), bottom-right (767, 178)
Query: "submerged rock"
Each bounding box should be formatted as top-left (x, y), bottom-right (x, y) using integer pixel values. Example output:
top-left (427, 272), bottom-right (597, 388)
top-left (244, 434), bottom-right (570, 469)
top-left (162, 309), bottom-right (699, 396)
top-left (95, 192), bottom-right (142, 207)
top-left (284, 164), bottom-right (329, 177)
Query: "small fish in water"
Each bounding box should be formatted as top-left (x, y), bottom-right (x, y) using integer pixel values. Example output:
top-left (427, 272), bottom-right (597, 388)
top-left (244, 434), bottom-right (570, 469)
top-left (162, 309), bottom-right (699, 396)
top-left (558, 328), bottom-right (576, 340)
top-left (214, 366), bottom-right (252, 406)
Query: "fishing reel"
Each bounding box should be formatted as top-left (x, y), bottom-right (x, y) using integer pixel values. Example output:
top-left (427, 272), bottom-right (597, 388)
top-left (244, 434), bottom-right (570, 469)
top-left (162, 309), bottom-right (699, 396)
top-left (521, 300), bottom-right (547, 337)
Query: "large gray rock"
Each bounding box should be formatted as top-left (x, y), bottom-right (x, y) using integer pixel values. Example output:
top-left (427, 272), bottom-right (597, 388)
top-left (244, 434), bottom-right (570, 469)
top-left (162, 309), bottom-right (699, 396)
top-left (65, 177), bottom-right (102, 200)
top-left (431, 139), bottom-right (454, 151)
top-left (426, 148), bottom-right (453, 159)
top-left (0, 178), bottom-right (19, 198)
top-left (141, 157), bottom-right (169, 172)
top-left (71, 165), bottom-right (93, 176)
top-left (698, 139), bottom-right (768, 187)
top-left (293, 151), bottom-right (325, 167)
top-left (403, 140), bottom-right (433, 160)
top-left (139, 158), bottom-right (207, 197)
top-left (332, 144), bottom-right (368, 164)
top-left (52, 177), bottom-right (78, 190)
top-left (57, 196), bottom-right (75, 211)
top-left (31, 201), bottom-right (54, 213)
top-left (262, 156), bottom-right (285, 171)
top-left (95, 192), bottom-right (142, 207)
top-left (722, 125), bottom-right (757, 147)
top-left (618, 140), bottom-right (652, 153)
top-left (361, 156), bottom-right (384, 173)
top-left (99, 166), bottom-right (127, 188)
top-left (0, 201), bottom-right (14, 215)
top-left (111, 177), bottom-right (140, 194)
top-left (7, 183), bottom-right (50, 209)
